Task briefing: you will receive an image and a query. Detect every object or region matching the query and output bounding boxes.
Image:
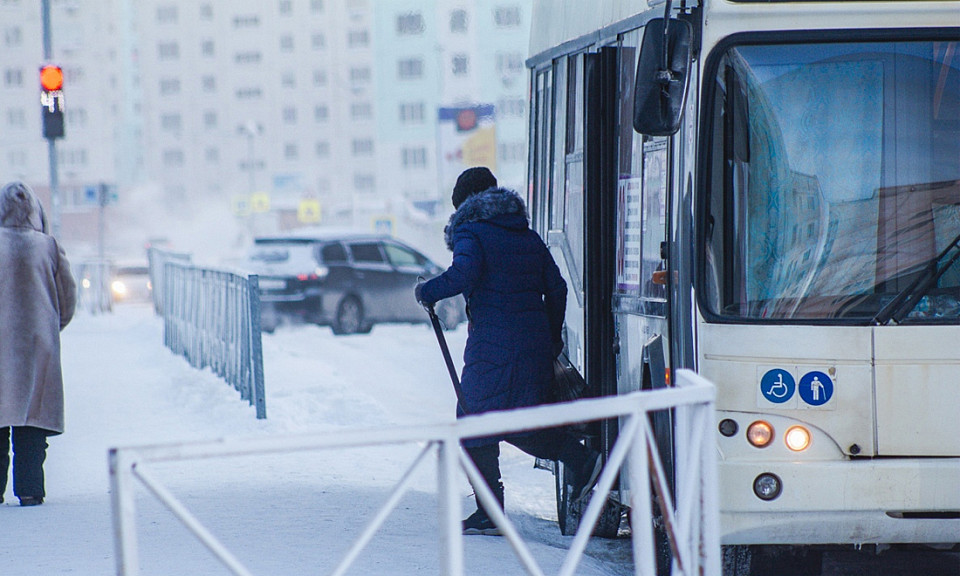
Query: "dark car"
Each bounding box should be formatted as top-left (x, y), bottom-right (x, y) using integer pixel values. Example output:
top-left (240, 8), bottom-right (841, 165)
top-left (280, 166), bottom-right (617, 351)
top-left (242, 232), bottom-right (465, 334)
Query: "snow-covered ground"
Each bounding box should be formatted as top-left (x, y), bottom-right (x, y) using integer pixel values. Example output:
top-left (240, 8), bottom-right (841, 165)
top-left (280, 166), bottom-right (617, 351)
top-left (2, 304), bottom-right (632, 575)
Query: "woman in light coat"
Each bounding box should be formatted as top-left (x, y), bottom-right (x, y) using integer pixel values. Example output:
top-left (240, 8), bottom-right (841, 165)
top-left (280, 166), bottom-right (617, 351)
top-left (0, 181), bottom-right (76, 506)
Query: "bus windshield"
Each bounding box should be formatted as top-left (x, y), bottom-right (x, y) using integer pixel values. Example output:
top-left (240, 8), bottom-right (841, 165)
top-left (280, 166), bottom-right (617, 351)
top-left (702, 38), bottom-right (960, 322)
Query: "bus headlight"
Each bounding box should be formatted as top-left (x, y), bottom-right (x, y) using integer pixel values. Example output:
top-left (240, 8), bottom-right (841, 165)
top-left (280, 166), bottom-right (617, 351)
top-left (753, 473), bottom-right (782, 501)
top-left (785, 426), bottom-right (811, 452)
top-left (746, 420), bottom-right (774, 448)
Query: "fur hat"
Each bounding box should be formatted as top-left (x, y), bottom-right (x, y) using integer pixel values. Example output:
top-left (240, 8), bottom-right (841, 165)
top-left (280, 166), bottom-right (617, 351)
top-left (452, 167), bottom-right (497, 209)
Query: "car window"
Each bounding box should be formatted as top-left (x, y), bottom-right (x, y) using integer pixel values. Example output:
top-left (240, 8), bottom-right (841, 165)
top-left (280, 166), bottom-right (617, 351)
top-left (320, 242), bottom-right (348, 263)
top-left (250, 248), bottom-right (290, 263)
top-left (348, 242), bottom-right (385, 264)
top-left (383, 243), bottom-right (424, 268)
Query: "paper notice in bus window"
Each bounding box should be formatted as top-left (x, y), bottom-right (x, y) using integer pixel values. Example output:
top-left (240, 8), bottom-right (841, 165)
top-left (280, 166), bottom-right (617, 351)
top-left (616, 177), bottom-right (643, 293)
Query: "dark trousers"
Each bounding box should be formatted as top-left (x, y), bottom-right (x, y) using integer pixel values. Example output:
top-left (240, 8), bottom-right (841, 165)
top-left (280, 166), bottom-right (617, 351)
top-left (0, 426), bottom-right (48, 500)
top-left (464, 429), bottom-right (589, 516)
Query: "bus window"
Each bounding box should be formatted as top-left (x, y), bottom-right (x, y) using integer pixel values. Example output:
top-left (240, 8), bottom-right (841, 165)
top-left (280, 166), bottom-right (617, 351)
top-left (701, 39), bottom-right (960, 323)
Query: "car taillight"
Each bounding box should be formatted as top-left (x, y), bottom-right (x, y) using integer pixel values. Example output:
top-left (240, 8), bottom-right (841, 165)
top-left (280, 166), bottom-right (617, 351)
top-left (296, 266), bottom-right (329, 281)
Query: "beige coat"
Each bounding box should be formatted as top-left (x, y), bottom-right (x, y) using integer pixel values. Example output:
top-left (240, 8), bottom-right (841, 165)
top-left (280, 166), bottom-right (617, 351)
top-left (0, 182), bottom-right (76, 434)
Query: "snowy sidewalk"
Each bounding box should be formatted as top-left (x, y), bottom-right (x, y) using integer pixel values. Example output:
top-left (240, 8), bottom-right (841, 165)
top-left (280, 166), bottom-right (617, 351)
top-left (2, 305), bottom-right (630, 575)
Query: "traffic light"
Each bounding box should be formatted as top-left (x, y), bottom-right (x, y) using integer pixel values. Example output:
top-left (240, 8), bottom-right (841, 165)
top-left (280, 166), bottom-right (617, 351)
top-left (39, 64), bottom-right (64, 139)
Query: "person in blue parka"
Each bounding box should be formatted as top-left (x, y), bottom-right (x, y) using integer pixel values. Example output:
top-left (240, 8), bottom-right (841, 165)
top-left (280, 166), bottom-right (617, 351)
top-left (416, 167), bottom-right (601, 536)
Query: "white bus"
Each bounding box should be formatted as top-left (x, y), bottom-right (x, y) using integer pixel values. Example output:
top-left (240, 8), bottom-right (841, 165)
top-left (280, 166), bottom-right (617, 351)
top-left (525, 0), bottom-right (960, 571)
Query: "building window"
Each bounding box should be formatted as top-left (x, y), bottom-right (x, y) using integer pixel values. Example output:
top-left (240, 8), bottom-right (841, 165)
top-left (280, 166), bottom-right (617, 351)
top-left (350, 102), bottom-right (372, 120)
top-left (282, 107), bottom-right (297, 124)
top-left (201, 75), bottom-right (216, 92)
top-left (350, 67), bottom-right (371, 83)
top-left (279, 0), bottom-right (292, 15)
top-left (235, 87), bottom-right (262, 99)
top-left (159, 78), bottom-right (181, 95)
top-left (495, 52), bottom-right (523, 76)
top-left (401, 147), bottom-right (427, 168)
top-left (6, 108), bottom-right (26, 128)
top-left (497, 97), bottom-right (525, 117)
top-left (313, 70), bottom-right (327, 86)
top-left (3, 26), bottom-right (23, 47)
top-left (314, 105), bottom-right (329, 122)
top-left (284, 143), bottom-right (298, 160)
top-left (156, 5), bottom-right (178, 23)
top-left (315, 141), bottom-right (330, 158)
top-left (66, 108), bottom-right (87, 127)
top-left (352, 139), bottom-right (374, 156)
top-left (281, 72), bottom-right (296, 88)
top-left (311, 0), bottom-right (324, 13)
top-left (398, 58), bottom-right (423, 80)
top-left (199, 4), bottom-right (213, 20)
top-left (396, 13), bottom-right (424, 35)
top-left (8, 150), bottom-right (27, 168)
top-left (399, 102), bottom-right (425, 124)
top-left (205, 147), bottom-right (219, 163)
top-left (451, 54), bottom-right (468, 76)
top-left (499, 141), bottom-right (526, 163)
top-left (354, 173), bottom-right (375, 191)
top-left (203, 111), bottom-right (217, 128)
top-left (280, 35), bottom-right (294, 52)
top-left (162, 149), bottom-right (184, 166)
top-left (3, 68), bottom-right (22, 87)
top-left (158, 42), bottom-right (179, 60)
top-left (311, 33), bottom-right (325, 49)
top-left (347, 30), bottom-right (369, 47)
top-left (233, 15), bottom-right (260, 27)
top-left (450, 9), bottom-right (467, 33)
top-left (201, 39), bottom-right (215, 57)
top-left (235, 51), bottom-right (262, 64)
top-left (494, 6), bottom-right (521, 28)
top-left (160, 113), bottom-right (181, 130)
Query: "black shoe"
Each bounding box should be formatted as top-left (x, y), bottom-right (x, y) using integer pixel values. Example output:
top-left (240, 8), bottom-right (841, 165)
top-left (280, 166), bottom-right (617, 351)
top-left (572, 450), bottom-right (603, 502)
top-left (462, 509), bottom-right (502, 536)
top-left (19, 496), bottom-right (43, 507)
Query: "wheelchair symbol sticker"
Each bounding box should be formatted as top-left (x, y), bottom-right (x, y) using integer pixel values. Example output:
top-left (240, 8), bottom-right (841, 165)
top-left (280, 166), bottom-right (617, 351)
top-left (760, 369), bottom-right (796, 404)
top-left (798, 371), bottom-right (834, 406)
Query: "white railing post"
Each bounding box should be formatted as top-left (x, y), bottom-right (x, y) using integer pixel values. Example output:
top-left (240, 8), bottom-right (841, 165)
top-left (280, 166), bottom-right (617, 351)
top-left (628, 413), bottom-right (657, 576)
top-left (437, 438), bottom-right (463, 576)
top-left (109, 448), bottom-right (140, 576)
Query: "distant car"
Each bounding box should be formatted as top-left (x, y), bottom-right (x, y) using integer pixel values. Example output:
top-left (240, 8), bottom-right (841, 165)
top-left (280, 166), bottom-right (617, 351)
top-left (242, 233), bottom-right (465, 334)
top-left (110, 264), bottom-right (153, 304)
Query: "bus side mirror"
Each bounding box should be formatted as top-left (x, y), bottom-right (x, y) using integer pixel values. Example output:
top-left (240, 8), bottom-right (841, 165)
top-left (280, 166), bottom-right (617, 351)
top-left (633, 18), bottom-right (693, 136)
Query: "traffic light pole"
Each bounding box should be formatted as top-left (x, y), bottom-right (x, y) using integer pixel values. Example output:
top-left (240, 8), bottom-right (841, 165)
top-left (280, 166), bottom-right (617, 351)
top-left (42, 0), bottom-right (61, 239)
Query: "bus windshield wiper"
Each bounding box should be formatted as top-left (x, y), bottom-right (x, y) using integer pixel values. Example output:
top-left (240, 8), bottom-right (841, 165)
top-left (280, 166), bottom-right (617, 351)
top-left (872, 229), bottom-right (960, 325)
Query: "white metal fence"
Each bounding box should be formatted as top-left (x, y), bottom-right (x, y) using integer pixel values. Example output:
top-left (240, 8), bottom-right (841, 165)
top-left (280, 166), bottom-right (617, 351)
top-left (109, 369), bottom-right (718, 576)
top-left (154, 251), bottom-right (266, 419)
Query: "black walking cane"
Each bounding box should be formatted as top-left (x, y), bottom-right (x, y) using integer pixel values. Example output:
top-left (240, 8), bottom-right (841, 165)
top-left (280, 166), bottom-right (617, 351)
top-left (425, 303), bottom-right (470, 415)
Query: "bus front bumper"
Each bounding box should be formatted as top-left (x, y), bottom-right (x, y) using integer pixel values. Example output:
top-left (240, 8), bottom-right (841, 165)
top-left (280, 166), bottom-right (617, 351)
top-left (719, 458), bottom-right (960, 545)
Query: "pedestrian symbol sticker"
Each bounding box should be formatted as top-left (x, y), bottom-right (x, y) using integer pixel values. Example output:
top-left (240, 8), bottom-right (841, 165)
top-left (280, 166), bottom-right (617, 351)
top-left (760, 369), bottom-right (795, 404)
top-left (798, 371), bottom-right (833, 406)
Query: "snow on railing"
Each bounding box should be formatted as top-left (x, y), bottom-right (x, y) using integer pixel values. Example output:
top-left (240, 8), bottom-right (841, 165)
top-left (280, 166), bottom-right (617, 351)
top-left (146, 247), bottom-right (190, 315)
top-left (109, 370), bottom-right (718, 576)
top-left (157, 256), bottom-right (266, 419)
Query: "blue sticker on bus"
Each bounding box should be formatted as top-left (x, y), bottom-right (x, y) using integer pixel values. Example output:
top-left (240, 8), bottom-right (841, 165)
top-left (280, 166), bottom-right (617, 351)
top-left (760, 369), bottom-right (795, 404)
top-left (798, 371), bottom-right (834, 406)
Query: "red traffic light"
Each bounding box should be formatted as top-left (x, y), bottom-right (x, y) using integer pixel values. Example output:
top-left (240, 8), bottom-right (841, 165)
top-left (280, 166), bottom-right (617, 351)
top-left (40, 65), bottom-right (63, 92)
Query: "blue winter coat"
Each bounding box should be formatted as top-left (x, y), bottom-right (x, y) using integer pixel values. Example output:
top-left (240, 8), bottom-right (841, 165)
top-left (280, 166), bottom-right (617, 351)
top-left (419, 188), bottom-right (566, 442)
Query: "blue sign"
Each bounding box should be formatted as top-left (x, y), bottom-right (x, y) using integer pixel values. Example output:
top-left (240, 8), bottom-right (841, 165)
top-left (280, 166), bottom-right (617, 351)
top-left (760, 368), bottom-right (795, 404)
top-left (798, 371), bottom-right (834, 406)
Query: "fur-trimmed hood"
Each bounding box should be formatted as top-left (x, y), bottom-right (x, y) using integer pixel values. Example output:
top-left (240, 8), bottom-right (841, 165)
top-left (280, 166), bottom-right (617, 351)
top-left (444, 187), bottom-right (528, 250)
top-left (1, 181), bottom-right (47, 233)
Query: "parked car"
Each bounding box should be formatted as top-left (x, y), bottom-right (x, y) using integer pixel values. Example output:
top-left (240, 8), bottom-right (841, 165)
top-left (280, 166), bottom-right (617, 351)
top-left (241, 232), bottom-right (465, 334)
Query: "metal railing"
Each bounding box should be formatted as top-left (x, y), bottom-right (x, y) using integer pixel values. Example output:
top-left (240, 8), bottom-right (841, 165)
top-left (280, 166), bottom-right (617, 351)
top-left (109, 369), bottom-right (718, 576)
top-left (159, 258), bottom-right (266, 419)
top-left (146, 247), bottom-right (191, 315)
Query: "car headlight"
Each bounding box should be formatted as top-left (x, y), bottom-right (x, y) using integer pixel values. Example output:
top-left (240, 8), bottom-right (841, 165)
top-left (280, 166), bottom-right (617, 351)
top-left (111, 280), bottom-right (127, 297)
